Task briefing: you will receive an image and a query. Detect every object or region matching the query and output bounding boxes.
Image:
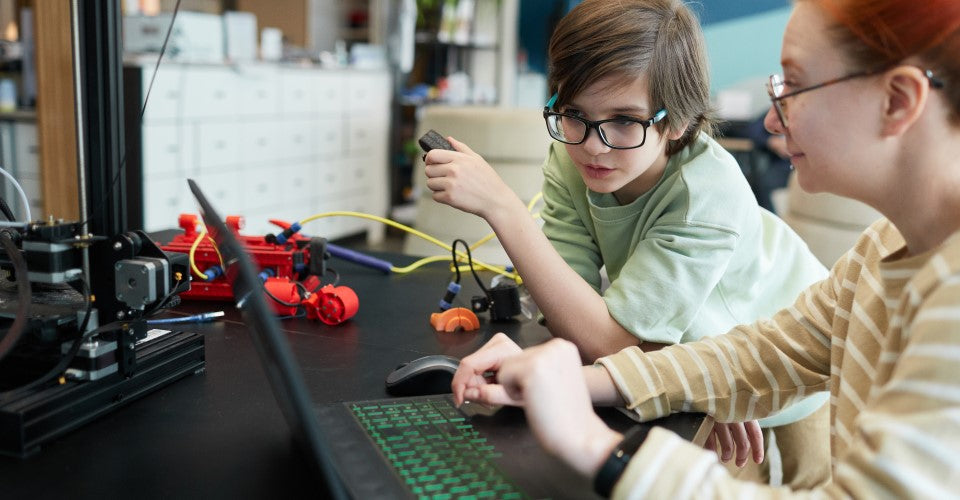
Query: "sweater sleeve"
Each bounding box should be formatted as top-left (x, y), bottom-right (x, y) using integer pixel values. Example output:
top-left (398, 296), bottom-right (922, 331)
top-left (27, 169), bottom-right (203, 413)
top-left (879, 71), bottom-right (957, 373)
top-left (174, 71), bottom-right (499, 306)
top-left (597, 263), bottom-right (838, 422)
top-left (610, 278), bottom-right (960, 499)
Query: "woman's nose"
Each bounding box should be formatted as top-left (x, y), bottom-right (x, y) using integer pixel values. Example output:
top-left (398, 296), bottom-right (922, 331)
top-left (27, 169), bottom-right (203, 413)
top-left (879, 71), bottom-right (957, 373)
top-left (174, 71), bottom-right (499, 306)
top-left (764, 105), bottom-right (785, 135)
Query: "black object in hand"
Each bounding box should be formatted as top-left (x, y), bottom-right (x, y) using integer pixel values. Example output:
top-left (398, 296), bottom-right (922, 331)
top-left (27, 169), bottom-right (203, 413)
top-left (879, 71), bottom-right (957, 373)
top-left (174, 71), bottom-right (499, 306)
top-left (418, 129), bottom-right (455, 152)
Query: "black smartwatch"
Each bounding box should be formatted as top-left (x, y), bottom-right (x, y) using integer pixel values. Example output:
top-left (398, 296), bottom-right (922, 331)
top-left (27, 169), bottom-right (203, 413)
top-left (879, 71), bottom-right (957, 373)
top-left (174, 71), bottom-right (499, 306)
top-left (593, 425), bottom-right (651, 498)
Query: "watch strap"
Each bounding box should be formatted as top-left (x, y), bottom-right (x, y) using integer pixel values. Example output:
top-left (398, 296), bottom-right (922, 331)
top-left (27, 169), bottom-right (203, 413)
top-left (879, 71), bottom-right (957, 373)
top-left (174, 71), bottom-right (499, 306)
top-left (593, 425), bottom-right (651, 498)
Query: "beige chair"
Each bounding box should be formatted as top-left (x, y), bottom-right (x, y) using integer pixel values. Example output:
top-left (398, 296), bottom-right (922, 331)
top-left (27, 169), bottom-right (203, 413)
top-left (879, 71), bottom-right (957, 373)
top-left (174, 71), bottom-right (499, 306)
top-left (774, 171), bottom-right (882, 267)
top-left (404, 105), bottom-right (553, 265)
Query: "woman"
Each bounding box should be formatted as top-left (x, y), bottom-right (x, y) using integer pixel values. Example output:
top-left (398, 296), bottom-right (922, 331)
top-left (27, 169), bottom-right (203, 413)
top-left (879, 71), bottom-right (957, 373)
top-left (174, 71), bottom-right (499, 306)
top-left (451, 0), bottom-right (960, 496)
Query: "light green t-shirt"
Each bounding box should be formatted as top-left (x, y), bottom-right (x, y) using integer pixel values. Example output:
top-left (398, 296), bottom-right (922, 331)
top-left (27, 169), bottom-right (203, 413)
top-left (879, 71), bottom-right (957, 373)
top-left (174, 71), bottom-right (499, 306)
top-left (541, 133), bottom-right (829, 427)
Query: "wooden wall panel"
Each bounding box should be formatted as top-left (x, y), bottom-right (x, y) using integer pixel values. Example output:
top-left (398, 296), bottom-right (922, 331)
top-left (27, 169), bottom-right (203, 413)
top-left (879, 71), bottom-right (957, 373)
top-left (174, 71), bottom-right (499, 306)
top-left (237, 0), bottom-right (306, 48)
top-left (34, 1), bottom-right (79, 220)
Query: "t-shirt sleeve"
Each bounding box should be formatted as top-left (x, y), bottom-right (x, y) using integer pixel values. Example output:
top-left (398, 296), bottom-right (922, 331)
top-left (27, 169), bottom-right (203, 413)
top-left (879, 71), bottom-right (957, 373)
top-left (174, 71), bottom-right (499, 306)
top-left (540, 157), bottom-right (604, 292)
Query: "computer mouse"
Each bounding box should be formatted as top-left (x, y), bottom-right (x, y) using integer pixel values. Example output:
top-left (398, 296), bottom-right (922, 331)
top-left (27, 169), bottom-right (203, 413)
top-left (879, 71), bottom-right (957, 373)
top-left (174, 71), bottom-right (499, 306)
top-left (385, 355), bottom-right (460, 397)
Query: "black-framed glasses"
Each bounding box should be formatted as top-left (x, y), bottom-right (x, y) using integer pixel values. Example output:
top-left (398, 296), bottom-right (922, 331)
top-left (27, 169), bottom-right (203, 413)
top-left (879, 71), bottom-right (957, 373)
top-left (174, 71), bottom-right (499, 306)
top-left (767, 66), bottom-right (944, 129)
top-left (542, 94), bottom-right (668, 149)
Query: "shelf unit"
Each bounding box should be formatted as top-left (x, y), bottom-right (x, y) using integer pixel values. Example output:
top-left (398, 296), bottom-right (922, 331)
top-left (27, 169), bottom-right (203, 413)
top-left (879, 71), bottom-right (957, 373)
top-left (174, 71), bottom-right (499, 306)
top-left (390, 0), bottom-right (518, 207)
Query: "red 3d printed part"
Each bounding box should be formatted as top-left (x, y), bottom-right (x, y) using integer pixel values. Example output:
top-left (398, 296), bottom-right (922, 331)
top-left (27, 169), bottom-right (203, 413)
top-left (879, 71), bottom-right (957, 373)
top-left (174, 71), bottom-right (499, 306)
top-left (161, 214), bottom-right (312, 300)
top-left (262, 277), bottom-right (300, 316)
top-left (304, 285), bottom-right (359, 325)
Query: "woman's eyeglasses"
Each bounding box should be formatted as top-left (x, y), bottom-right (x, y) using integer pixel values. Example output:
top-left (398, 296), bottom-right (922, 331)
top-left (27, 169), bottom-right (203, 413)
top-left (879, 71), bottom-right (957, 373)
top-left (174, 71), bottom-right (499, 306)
top-left (767, 66), bottom-right (944, 129)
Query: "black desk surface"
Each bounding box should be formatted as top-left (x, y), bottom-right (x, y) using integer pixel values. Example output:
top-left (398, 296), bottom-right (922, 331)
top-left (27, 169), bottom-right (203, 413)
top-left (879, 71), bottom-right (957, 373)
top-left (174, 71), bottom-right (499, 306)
top-left (0, 250), bottom-right (697, 498)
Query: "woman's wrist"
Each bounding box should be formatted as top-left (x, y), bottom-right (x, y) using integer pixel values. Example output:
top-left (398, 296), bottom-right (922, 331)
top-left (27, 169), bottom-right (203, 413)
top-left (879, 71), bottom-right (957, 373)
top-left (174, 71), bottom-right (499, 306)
top-left (567, 419), bottom-right (622, 477)
top-left (583, 364), bottom-right (621, 406)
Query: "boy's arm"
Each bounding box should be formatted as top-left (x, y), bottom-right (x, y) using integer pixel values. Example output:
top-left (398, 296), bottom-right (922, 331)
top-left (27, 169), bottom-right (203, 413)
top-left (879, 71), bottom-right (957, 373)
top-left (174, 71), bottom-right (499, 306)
top-left (486, 199), bottom-right (643, 361)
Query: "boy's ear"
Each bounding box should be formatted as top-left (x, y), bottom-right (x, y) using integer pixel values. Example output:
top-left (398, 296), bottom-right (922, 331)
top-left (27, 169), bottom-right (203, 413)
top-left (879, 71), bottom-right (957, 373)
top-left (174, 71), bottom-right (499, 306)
top-left (880, 66), bottom-right (929, 137)
top-left (665, 123), bottom-right (687, 141)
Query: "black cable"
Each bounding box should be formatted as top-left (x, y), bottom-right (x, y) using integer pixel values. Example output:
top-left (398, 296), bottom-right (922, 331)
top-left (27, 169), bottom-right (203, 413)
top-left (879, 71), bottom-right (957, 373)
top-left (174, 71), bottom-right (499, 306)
top-left (276, 311), bottom-right (307, 320)
top-left (452, 239), bottom-right (488, 295)
top-left (79, 0), bottom-right (182, 230)
top-left (0, 197), bottom-right (15, 221)
top-left (0, 279), bottom-right (92, 403)
top-left (145, 275), bottom-right (182, 317)
top-left (0, 231), bottom-right (31, 363)
top-left (326, 267), bottom-right (341, 288)
top-left (263, 283), bottom-right (302, 308)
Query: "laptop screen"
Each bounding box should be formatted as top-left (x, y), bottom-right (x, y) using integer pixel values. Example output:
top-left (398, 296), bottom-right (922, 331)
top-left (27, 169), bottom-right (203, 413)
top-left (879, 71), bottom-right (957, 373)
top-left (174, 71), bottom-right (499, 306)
top-left (187, 179), bottom-right (347, 499)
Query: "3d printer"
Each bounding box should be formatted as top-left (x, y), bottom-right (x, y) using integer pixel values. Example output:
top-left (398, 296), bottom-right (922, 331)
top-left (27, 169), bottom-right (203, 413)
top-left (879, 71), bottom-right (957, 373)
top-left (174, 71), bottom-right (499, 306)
top-left (0, 2), bottom-right (204, 458)
top-left (0, 219), bottom-right (204, 458)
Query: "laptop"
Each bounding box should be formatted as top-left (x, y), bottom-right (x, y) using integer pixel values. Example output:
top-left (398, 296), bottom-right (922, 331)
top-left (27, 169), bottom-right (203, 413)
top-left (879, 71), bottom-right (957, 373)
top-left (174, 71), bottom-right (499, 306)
top-left (187, 179), bottom-right (704, 499)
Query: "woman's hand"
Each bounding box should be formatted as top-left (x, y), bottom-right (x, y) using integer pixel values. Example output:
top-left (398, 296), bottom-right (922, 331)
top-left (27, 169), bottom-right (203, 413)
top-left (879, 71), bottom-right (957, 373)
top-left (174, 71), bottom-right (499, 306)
top-left (451, 333), bottom-right (524, 407)
top-left (492, 338), bottom-right (622, 477)
top-left (423, 137), bottom-right (523, 221)
top-left (703, 420), bottom-right (765, 467)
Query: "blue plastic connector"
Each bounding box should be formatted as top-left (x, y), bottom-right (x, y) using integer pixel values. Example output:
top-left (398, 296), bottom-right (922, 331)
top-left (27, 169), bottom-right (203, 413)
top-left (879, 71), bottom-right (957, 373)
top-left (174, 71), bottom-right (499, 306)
top-left (203, 265), bottom-right (223, 281)
top-left (275, 222), bottom-right (302, 245)
top-left (258, 268), bottom-right (276, 283)
top-left (438, 281), bottom-right (461, 310)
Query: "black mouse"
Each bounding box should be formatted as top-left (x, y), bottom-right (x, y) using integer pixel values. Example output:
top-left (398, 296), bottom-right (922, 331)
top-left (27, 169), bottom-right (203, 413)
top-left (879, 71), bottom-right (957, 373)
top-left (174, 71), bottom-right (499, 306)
top-left (385, 355), bottom-right (460, 397)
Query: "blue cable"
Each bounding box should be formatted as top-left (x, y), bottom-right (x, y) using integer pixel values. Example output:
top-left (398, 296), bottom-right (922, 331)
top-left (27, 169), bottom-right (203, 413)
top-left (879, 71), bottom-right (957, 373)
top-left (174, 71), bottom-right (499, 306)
top-left (146, 311), bottom-right (225, 325)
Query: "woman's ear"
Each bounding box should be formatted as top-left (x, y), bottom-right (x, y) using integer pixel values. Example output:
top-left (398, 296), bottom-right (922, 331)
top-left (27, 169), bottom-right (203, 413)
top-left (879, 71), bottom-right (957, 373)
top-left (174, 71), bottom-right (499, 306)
top-left (880, 66), bottom-right (930, 137)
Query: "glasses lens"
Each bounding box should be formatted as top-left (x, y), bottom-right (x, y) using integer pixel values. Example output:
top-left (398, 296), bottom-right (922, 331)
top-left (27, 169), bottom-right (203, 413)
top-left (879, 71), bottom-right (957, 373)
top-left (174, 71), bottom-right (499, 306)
top-left (597, 119), bottom-right (648, 148)
top-left (546, 113), bottom-right (586, 143)
top-left (767, 75), bottom-right (789, 128)
top-left (769, 74), bottom-right (785, 97)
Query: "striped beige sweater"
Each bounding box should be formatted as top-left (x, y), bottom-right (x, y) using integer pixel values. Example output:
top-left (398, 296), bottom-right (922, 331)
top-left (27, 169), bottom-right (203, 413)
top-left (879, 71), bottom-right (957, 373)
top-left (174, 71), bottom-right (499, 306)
top-left (597, 219), bottom-right (960, 498)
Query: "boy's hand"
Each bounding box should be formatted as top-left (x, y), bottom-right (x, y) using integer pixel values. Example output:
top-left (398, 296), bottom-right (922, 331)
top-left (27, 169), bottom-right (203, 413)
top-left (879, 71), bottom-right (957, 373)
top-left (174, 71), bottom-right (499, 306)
top-left (423, 137), bottom-right (523, 221)
top-left (704, 420), bottom-right (765, 466)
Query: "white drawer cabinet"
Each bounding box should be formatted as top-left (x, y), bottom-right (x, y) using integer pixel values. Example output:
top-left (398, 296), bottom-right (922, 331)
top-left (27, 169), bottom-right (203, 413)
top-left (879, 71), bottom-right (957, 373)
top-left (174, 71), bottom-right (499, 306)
top-left (128, 62), bottom-right (390, 242)
top-left (142, 123), bottom-right (185, 176)
top-left (0, 121), bottom-right (41, 220)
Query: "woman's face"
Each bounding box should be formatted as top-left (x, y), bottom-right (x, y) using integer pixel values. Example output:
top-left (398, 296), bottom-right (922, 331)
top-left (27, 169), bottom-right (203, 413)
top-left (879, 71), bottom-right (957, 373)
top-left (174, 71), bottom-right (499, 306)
top-left (560, 75), bottom-right (677, 205)
top-left (764, 2), bottom-right (885, 199)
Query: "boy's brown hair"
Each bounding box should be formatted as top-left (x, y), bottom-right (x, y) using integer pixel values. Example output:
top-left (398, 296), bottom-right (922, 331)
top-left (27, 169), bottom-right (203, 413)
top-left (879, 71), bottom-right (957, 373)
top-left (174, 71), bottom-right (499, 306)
top-left (548, 0), bottom-right (714, 155)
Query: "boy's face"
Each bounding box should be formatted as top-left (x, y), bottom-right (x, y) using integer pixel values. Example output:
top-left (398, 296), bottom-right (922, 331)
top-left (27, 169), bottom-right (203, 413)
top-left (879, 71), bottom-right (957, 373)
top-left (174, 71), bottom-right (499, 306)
top-left (559, 74), bottom-right (675, 205)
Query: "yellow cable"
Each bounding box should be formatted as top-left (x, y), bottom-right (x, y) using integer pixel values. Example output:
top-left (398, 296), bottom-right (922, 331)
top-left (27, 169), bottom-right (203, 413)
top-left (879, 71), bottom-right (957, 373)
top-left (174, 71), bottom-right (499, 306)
top-left (468, 192), bottom-right (545, 252)
top-left (527, 192), bottom-right (544, 212)
top-left (188, 230), bottom-right (224, 280)
top-left (298, 211), bottom-right (520, 281)
top-left (389, 255), bottom-right (450, 274)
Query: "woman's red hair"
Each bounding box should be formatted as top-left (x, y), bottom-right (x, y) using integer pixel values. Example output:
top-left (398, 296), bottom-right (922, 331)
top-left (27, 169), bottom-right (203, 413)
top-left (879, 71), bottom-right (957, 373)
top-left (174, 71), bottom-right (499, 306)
top-left (814, 0), bottom-right (960, 123)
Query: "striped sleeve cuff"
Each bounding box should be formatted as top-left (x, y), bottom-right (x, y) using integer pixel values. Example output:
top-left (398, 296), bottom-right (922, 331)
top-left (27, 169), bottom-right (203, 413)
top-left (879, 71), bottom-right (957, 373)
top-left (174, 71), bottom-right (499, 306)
top-left (596, 347), bottom-right (673, 420)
